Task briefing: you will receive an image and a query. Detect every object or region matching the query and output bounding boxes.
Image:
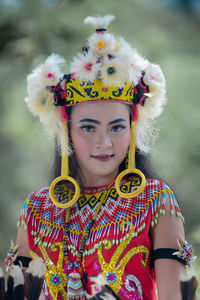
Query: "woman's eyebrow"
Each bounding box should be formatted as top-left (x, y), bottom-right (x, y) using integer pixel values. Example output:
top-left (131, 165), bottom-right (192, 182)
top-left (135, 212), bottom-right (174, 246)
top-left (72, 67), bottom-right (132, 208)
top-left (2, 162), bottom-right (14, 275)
top-left (79, 118), bottom-right (100, 124)
top-left (108, 118), bottom-right (126, 125)
top-left (78, 117), bottom-right (126, 125)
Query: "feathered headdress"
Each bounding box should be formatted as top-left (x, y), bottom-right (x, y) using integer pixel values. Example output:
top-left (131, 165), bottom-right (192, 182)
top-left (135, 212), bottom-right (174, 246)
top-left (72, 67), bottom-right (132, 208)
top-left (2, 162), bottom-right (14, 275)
top-left (25, 15), bottom-right (166, 207)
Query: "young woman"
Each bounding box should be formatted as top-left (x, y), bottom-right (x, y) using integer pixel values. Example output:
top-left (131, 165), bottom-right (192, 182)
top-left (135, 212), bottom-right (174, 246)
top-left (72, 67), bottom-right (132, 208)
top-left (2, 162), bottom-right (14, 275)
top-left (5, 15), bottom-right (195, 300)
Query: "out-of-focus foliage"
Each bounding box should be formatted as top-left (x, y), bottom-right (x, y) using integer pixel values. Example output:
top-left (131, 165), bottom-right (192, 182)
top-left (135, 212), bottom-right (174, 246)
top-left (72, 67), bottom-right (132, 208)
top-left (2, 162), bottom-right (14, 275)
top-left (0, 0), bottom-right (199, 288)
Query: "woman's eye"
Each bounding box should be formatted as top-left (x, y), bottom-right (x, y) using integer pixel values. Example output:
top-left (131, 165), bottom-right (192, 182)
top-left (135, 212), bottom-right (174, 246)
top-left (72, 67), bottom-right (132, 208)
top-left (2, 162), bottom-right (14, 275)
top-left (111, 125), bottom-right (126, 132)
top-left (81, 125), bottom-right (95, 132)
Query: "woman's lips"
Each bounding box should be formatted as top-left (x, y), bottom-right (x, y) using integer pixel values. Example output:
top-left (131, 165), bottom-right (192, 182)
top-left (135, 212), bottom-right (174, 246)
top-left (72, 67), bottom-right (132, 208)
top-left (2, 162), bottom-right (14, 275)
top-left (91, 154), bottom-right (114, 161)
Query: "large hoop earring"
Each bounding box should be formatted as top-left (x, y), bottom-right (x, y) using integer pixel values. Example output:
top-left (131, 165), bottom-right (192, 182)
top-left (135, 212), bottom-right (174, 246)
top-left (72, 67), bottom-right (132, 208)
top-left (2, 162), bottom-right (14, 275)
top-left (49, 122), bottom-right (80, 208)
top-left (115, 169), bottom-right (146, 199)
top-left (115, 121), bottom-right (146, 199)
top-left (49, 175), bottom-right (80, 209)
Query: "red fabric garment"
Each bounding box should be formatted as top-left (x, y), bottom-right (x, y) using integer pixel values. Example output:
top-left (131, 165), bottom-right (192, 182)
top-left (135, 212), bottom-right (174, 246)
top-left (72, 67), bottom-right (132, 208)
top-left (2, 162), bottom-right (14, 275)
top-left (18, 178), bottom-right (182, 300)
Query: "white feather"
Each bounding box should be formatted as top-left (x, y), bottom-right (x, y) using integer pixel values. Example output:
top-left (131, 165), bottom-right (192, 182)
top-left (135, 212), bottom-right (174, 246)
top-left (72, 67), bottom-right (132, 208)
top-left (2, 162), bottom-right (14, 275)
top-left (27, 54), bottom-right (65, 90)
top-left (88, 33), bottom-right (116, 56)
top-left (144, 63), bottom-right (166, 91)
top-left (25, 88), bottom-right (54, 117)
top-left (143, 63), bottom-right (166, 119)
top-left (10, 265), bottom-right (24, 288)
top-left (70, 51), bottom-right (100, 82)
top-left (84, 14), bottom-right (115, 29)
top-left (26, 54), bottom-right (65, 119)
top-left (101, 57), bottom-right (129, 87)
top-left (179, 265), bottom-right (195, 281)
top-left (0, 267), bottom-right (3, 278)
top-left (25, 54), bottom-right (66, 142)
top-left (26, 257), bottom-right (46, 278)
top-left (86, 274), bottom-right (106, 298)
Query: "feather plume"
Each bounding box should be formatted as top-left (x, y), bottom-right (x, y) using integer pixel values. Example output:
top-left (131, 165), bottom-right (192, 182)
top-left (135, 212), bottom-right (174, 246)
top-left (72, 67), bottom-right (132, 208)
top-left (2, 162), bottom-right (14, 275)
top-left (10, 266), bottom-right (24, 289)
top-left (180, 267), bottom-right (198, 300)
top-left (84, 15), bottom-right (115, 29)
top-left (142, 63), bottom-right (166, 119)
top-left (0, 268), bottom-right (5, 300)
top-left (24, 258), bottom-right (46, 300)
top-left (114, 37), bottom-right (146, 85)
top-left (87, 275), bottom-right (122, 299)
top-left (88, 33), bottom-right (116, 56)
top-left (26, 54), bottom-right (65, 119)
top-left (135, 63), bottom-right (166, 153)
top-left (71, 52), bottom-right (100, 82)
top-left (25, 54), bottom-right (67, 147)
top-left (4, 265), bottom-right (24, 300)
top-left (26, 258), bottom-right (46, 277)
top-left (4, 275), bottom-right (14, 300)
top-left (101, 57), bottom-right (129, 87)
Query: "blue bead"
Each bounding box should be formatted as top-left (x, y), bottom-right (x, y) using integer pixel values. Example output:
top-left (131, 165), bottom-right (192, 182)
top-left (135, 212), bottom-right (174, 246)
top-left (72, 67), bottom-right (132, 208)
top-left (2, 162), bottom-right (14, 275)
top-left (69, 263), bottom-right (74, 269)
top-left (51, 274), bottom-right (62, 285)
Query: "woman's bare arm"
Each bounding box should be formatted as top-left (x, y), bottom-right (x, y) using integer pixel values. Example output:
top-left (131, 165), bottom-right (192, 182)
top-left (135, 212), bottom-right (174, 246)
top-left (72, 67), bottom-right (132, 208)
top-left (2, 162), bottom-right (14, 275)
top-left (151, 194), bottom-right (186, 300)
top-left (16, 225), bottom-right (32, 258)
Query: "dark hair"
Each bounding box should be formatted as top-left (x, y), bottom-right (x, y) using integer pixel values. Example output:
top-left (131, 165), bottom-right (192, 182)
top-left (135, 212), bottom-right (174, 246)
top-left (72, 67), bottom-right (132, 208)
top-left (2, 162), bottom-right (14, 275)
top-left (53, 106), bottom-right (160, 183)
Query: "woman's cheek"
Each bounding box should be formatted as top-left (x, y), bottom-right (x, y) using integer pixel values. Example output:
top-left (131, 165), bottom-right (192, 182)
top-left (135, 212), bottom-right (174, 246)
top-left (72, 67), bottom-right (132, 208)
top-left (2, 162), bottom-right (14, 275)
top-left (73, 135), bottom-right (91, 152)
top-left (115, 132), bottom-right (130, 148)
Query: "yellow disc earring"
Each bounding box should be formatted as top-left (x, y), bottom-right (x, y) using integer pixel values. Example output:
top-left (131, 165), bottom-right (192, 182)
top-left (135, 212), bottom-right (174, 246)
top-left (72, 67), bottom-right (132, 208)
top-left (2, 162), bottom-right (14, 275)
top-left (49, 122), bottom-right (80, 208)
top-left (115, 121), bottom-right (146, 199)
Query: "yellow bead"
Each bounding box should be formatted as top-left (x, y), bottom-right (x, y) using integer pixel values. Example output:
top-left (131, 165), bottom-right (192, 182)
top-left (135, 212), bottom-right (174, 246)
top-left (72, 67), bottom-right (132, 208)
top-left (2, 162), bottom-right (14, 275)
top-left (115, 44), bottom-right (120, 52)
top-left (96, 40), bottom-right (105, 49)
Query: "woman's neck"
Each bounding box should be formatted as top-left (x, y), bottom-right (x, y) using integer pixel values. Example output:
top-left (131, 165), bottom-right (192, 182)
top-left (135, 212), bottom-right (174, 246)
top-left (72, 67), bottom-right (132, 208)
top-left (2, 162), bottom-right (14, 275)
top-left (78, 168), bottom-right (119, 187)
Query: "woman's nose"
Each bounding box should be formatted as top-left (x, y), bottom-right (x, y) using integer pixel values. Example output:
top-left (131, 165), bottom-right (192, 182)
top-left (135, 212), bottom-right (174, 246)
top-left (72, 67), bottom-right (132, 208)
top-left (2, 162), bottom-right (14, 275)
top-left (96, 132), bottom-right (112, 148)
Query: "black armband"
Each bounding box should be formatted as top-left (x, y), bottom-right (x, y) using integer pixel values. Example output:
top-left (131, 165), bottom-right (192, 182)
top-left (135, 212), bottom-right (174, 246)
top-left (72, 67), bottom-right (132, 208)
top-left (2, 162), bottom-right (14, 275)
top-left (151, 239), bottom-right (195, 268)
top-left (151, 248), bottom-right (188, 268)
top-left (14, 256), bottom-right (32, 268)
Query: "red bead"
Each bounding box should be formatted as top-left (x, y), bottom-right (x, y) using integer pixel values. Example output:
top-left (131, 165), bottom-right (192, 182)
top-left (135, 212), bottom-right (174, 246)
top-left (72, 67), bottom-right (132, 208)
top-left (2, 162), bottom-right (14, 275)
top-left (47, 73), bottom-right (54, 78)
top-left (84, 63), bottom-right (92, 71)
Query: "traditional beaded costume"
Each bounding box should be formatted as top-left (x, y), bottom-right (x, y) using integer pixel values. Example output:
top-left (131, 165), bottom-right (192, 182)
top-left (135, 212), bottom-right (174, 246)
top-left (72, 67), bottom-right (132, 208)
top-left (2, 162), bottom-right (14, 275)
top-left (19, 178), bottom-right (183, 299)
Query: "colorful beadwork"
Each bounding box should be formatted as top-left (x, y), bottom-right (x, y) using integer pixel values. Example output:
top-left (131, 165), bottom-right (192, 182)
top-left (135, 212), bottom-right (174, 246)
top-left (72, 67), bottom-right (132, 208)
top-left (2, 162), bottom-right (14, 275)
top-left (4, 240), bottom-right (18, 271)
top-left (67, 272), bottom-right (86, 299)
top-left (62, 186), bottom-right (110, 300)
top-left (19, 178), bottom-right (184, 299)
top-left (173, 238), bottom-right (196, 266)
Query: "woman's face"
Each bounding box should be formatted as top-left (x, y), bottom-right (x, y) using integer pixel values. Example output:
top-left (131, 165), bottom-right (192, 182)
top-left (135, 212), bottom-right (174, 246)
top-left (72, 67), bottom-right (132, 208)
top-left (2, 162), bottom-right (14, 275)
top-left (70, 101), bottom-right (131, 186)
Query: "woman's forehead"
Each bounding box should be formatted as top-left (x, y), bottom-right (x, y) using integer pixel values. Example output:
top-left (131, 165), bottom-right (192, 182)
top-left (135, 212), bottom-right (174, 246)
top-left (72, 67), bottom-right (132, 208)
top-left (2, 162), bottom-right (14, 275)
top-left (71, 101), bottom-right (131, 119)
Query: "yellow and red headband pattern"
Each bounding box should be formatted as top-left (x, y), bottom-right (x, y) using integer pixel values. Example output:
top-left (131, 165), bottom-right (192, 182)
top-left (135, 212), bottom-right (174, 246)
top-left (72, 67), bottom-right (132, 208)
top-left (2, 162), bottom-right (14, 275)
top-left (50, 73), bottom-right (150, 121)
top-left (65, 77), bottom-right (134, 106)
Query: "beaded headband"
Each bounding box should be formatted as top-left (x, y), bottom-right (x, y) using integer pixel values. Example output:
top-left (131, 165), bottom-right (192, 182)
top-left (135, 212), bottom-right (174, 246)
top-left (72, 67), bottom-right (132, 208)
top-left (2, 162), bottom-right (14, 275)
top-left (25, 15), bottom-right (166, 207)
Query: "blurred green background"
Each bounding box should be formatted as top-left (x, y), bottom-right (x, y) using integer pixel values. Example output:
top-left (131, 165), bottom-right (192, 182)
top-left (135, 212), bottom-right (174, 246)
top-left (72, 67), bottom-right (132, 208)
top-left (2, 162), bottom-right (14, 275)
top-left (0, 0), bottom-right (199, 291)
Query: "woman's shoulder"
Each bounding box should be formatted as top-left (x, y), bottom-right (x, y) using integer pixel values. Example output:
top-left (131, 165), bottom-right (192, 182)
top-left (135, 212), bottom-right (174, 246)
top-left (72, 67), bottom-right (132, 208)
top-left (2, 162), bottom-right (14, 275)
top-left (23, 183), bottom-right (70, 209)
top-left (23, 186), bottom-right (51, 209)
top-left (19, 184), bottom-right (69, 228)
top-left (18, 186), bottom-right (67, 250)
top-left (127, 176), bottom-right (174, 197)
top-left (145, 178), bottom-right (174, 193)
top-left (144, 178), bottom-right (183, 226)
top-left (125, 176), bottom-right (183, 224)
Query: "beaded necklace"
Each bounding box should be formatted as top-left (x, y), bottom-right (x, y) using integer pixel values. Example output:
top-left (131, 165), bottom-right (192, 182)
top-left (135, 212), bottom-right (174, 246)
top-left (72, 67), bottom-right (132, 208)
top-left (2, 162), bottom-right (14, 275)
top-left (63, 182), bottom-right (114, 300)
